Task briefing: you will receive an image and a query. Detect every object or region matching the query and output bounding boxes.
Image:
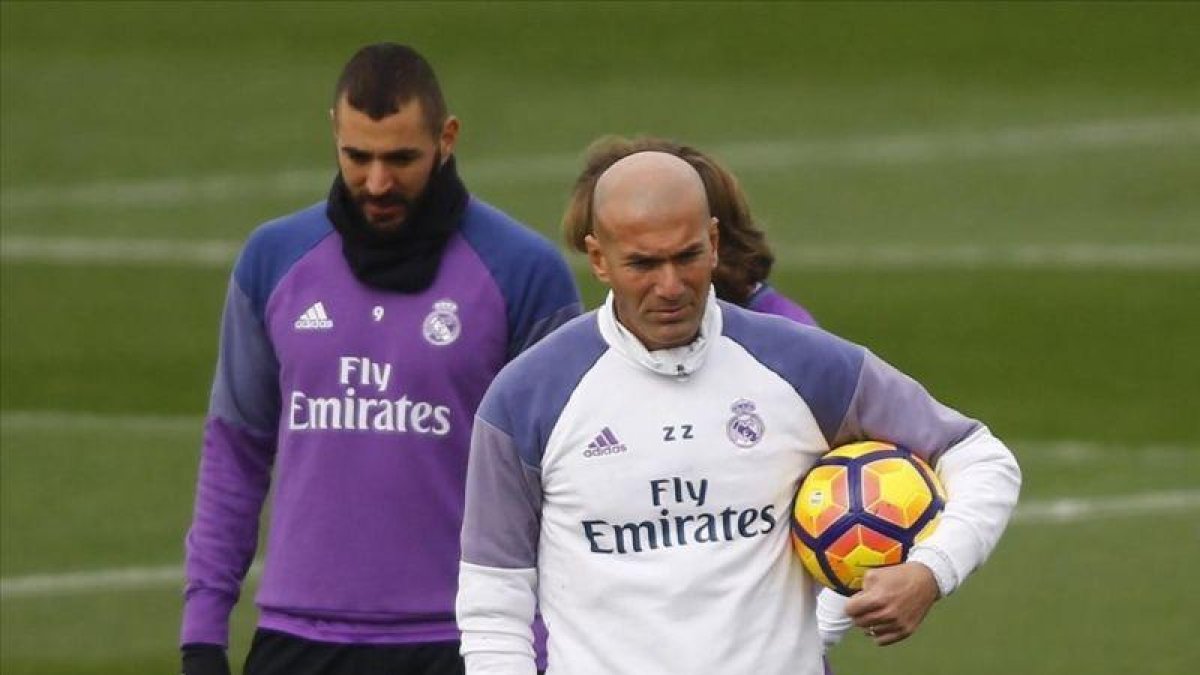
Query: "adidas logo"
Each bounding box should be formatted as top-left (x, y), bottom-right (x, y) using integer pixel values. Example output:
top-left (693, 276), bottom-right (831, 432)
top-left (294, 301), bottom-right (333, 330)
top-left (583, 427), bottom-right (628, 458)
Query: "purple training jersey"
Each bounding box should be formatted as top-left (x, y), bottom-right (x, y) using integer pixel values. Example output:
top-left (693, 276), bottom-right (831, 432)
top-left (182, 197), bottom-right (580, 647)
top-left (746, 283), bottom-right (817, 326)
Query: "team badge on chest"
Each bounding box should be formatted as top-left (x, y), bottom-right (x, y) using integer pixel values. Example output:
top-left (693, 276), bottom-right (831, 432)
top-left (726, 398), bottom-right (765, 448)
top-left (422, 299), bottom-right (461, 346)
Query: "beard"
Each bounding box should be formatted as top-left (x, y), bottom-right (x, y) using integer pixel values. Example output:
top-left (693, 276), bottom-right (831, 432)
top-left (357, 191), bottom-right (411, 231)
top-left (326, 151), bottom-right (468, 293)
top-left (353, 149), bottom-right (442, 232)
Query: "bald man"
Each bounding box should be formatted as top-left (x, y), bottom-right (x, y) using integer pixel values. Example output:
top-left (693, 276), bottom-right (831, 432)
top-left (585, 151), bottom-right (718, 353)
top-left (456, 152), bottom-right (1021, 675)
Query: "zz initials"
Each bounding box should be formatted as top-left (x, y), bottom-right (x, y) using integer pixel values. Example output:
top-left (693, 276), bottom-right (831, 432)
top-left (662, 424), bottom-right (695, 442)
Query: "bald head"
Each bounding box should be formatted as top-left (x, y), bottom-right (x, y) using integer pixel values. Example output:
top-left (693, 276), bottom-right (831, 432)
top-left (583, 150), bottom-right (719, 351)
top-left (592, 151), bottom-right (710, 240)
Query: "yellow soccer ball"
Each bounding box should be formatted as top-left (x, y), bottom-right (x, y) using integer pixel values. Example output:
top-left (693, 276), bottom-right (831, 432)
top-left (791, 441), bottom-right (946, 595)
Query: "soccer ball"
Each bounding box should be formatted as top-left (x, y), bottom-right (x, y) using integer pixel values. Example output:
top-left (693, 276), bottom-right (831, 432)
top-left (790, 441), bottom-right (946, 596)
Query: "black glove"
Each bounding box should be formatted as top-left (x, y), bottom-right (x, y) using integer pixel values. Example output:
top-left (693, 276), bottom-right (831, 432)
top-left (181, 643), bottom-right (230, 675)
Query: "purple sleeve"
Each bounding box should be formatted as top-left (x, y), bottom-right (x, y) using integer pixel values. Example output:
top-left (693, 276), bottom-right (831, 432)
top-left (721, 303), bottom-right (977, 459)
top-left (515, 301), bottom-right (581, 358)
top-left (181, 279), bottom-right (279, 646)
top-left (746, 284), bottom-right (818, 327)
top-left (721, 304), bottom-right (860, 444)
top-left (458, 199), bottom-right (582, 359)
top-left (832, 350), bottom-right (982, 464)
top-left (501, 220), bottom-right (582, 357)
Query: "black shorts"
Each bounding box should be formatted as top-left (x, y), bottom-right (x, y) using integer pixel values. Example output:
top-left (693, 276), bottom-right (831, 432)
top-left (242, 629), bottom-right (464, 675)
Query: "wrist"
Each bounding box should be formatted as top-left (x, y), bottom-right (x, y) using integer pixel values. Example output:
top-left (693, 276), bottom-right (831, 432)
top-left (181, 643), bottom-right (229, 675)
top-left (907, 547), bottom-right (955, 598)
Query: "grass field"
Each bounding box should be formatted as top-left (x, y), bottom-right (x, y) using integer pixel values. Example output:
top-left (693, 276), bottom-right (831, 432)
top-left (2, 2), bottom-right (1198, 674)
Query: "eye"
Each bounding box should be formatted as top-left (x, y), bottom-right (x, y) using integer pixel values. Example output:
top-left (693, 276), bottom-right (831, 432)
top-left (627, 259), bottom-right (657, 271)
top-left (383, 150), bottom-right (421, 167)
top-left (343, 149), bottom-right (370, 165)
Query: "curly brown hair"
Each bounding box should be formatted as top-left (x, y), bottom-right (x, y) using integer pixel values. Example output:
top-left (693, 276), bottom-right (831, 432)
top-left (562, 136), bottom-right (775, 306)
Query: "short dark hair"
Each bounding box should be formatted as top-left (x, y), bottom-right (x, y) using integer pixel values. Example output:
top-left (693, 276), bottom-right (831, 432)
top-left (563, 136), bottom-right (776, 306)
top-left (333, 43), bottom-right (448, 133)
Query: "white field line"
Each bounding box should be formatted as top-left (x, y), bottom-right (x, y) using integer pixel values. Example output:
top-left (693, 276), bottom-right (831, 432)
top-left (0, 237), bottom-right (241, 267)
top-left (4, 236), bottom-right (1200, 270)
top-left (769, 242), bottom-right (1200, 271)
top-left (0, 562), bottom-right (263, 599)
top-left (1, 490), bottom-right (1197, 599)
top-left (2, 114), bottom-right (1198, 211)
top-left (0, 409), bottom-right (201, 434)
top-left (5, 411), bottom-right (1195, 464)
top-left (3, 412), bottom-right (1196, 597)
top-left (1022, 440), bottom-right (1198, 466)
top-left (7, 411), bottom-right (1194, 463)
top-left (1011, 490), bottom-right (1200, 524)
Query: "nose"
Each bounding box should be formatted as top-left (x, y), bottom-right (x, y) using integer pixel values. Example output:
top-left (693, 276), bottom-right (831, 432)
top-left (655, 264), bottom-right (685, 300)
top-left (365, 161), bottom-right (393, 195)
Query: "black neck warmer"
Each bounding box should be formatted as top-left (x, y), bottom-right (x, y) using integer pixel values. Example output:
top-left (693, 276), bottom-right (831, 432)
top-left (326, 154), bottom-right (469, 292)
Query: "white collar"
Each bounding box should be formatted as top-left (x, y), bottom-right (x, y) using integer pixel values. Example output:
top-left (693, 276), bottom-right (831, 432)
top-left (597, 287), bottom-right (722, 379)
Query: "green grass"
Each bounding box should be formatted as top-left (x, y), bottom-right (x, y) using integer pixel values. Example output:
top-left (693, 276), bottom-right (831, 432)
top-left (3, 264), bottom-right (1196, 675)
top-left (832, 512), bottom-right (1200, 675)
top-left (2, 417), bottom-right (1196, 674)
top-left (2, 2), bottom-right (1198, 674)
top-left (1, 585), bottom-right (261, 675)
top-left (0, 420), bottom-right (200, 575)
top-left (0, 264), bottom-right (225, 414)
top-left (773, 269), bottom-right (1200, 445)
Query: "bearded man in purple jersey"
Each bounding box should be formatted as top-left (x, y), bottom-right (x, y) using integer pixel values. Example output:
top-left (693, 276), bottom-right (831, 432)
top-left (180, 43), bottom-right (580, 675)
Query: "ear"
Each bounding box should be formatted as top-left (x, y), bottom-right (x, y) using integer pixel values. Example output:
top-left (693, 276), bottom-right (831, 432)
top-left (439, 115), bottom-right (461, 158)
top-left (329, 107), bottom-right (338, 139)
top-left (585, 233), bottom-right (611, 284)
top-left (708, 216), bottom-right (720, 269)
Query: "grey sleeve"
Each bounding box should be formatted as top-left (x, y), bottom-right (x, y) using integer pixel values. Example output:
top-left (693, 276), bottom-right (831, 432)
top-left (832, 350), bottom-right (981, 463)
top-left (833, 349), bottom-right (1021, 596)
top-left (461, 416), bottom-right (544, 569)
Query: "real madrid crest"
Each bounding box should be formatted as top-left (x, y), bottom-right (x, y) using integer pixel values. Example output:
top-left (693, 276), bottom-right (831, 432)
top-left (726, 398), bottom-right (765, 448)
top-left (422, 299), bottom-right (461, 346)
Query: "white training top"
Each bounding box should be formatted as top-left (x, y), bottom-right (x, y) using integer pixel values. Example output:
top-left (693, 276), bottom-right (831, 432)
top-left (457, 290), bottom-right (1021, 675)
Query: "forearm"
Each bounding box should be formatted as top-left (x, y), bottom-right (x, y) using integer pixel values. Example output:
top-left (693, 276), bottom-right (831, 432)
top-left (909, 426), bottom-right (1022, 596)
top-left (457, 562), bottom-right (538, 675)
top-left (181, 416), bottom-right (274, 645)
